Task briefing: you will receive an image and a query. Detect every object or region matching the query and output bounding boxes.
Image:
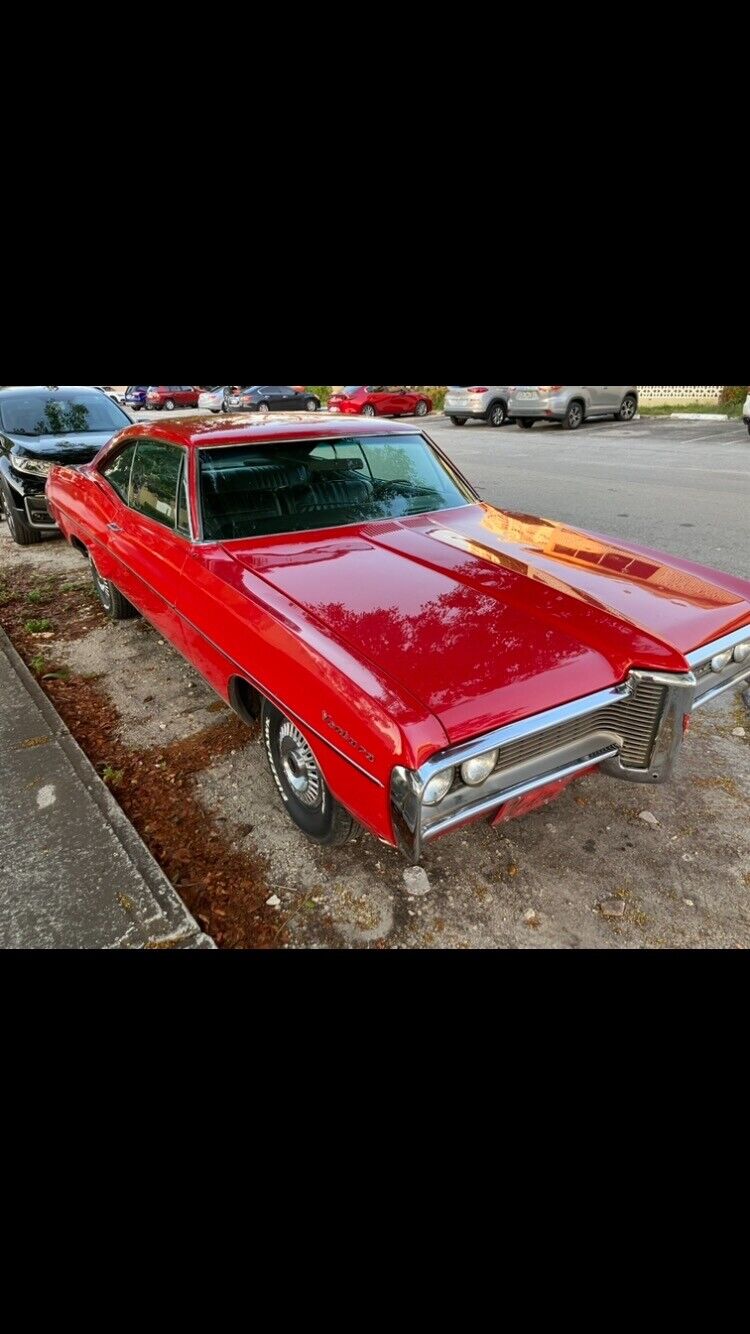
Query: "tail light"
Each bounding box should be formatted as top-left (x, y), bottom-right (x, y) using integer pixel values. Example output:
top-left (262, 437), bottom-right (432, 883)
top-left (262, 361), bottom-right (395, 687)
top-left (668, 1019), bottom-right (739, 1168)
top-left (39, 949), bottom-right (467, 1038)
top-left (538, 385), bottom-right (564, 392)
top-left (468, 386), bottom-right (489, 394)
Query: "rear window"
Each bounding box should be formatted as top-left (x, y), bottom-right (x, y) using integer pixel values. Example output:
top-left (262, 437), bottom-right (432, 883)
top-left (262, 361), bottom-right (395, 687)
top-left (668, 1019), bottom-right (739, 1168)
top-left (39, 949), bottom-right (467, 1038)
top-left (199, 433), bottom-right (473, 541)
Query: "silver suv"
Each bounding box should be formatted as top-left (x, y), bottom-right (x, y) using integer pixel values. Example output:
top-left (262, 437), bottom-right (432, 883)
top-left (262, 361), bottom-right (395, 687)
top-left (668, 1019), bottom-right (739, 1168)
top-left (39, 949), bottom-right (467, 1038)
top-left (444, 386), bottom-right (511, 428)
top-left (508, 386), bottom-right (639, 431)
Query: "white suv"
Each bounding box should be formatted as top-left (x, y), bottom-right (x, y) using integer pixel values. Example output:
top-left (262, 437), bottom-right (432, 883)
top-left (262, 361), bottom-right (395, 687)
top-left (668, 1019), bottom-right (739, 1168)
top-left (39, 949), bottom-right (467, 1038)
top-left (743, 390), bottom-right (750, 436)
top-left (509, 386), bottom-right (639, 430)
top-left (443, 386), bottom-right (511, 428)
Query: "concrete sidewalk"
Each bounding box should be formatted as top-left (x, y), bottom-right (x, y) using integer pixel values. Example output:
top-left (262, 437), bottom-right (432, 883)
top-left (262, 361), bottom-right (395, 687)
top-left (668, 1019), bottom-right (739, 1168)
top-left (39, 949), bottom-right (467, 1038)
top-left (0, 627), bottom-right (214, 949)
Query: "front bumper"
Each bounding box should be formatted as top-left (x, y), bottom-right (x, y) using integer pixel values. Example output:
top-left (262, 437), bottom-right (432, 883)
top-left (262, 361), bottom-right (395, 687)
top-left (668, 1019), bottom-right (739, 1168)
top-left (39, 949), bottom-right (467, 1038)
top-left (390, 630), bottom-right (750, 860)
top-left (2, 467), bottom-right (58, 529)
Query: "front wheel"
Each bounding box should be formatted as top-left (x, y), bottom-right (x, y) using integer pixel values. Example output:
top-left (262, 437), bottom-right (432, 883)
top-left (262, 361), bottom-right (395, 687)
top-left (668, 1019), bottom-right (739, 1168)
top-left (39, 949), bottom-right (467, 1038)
top-left (90, 556), bottom-right (140, 621)
top-left (306, 397), bottom-right (319, 412)
top-left (415, 400), bottom-right (429, 417)
top-left (488, 401), bottom-right (507, 428)
top-left (0, 483), bottom-right (42, 545)
top-left (262, 700), bottom-right (355, 847)
top-left (361, 404), bottom-right (377, 418)
top-left (164, 399), bottom-right (176, 411)
top-left (617, 394), bottom-right (637, 422)
top-left (517, 418), bottom-right (535, 430)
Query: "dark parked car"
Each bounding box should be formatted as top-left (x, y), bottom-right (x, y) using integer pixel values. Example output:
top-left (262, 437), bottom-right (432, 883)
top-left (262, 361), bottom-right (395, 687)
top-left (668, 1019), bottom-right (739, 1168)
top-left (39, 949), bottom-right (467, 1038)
top-left (146, 386), bottom-right (201, 410)
top-left (236, 386), bottom-right (320, 413)
top-left (124, 386), bottom-right (150, 411)
top-left (0, 386), bottom-right (130, 545)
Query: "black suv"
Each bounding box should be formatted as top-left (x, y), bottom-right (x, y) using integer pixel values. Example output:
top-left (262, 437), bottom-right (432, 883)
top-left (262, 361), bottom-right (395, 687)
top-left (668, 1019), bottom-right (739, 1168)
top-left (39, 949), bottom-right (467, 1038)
top-left (0, 386), bottom-right (130, 545)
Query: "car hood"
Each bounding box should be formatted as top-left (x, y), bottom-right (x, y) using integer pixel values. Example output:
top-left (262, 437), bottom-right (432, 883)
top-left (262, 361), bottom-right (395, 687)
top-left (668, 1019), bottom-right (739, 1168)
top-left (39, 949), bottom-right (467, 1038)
top-left (228, 504), bottom-right (750, 744)
top-left (8, 430), bottom-right (118, 463)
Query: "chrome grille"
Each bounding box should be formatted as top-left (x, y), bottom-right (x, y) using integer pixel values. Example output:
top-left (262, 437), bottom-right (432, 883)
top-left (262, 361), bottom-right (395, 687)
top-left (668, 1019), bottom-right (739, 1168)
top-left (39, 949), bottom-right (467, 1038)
top-left (494, 678), bottom-right (667, 774)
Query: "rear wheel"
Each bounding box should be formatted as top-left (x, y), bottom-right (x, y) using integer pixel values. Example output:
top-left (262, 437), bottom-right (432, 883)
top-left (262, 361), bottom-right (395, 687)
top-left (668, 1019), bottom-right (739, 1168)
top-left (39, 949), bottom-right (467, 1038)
top-left (517, 418), bottom-right (535, 430)
top-left (258, 402), bottom-right (270, 414)
top-left (562, 400), bottom-right (584, 430)
top-left (90, 556), bottom-right (140, 621)
top-left (362, 404), bottom-right (377, 417)
top-left (0, 482), bottom-right (42, 545)
top-left (488, 401), bottom-right (507, 428)
top-left (306, 397), bottom-right (319, 411)
top-left (617, 394), bottom-right (637, 422)
top-left (262, 700), bottom-right (355, 846)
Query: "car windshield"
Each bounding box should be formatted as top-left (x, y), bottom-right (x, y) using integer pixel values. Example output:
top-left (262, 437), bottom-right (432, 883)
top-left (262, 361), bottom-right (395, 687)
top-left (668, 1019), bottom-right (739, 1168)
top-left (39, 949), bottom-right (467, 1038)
top-left (200, 433), bottom-right (474, 541)
top-left (1, 391), bottom-right (130, 436)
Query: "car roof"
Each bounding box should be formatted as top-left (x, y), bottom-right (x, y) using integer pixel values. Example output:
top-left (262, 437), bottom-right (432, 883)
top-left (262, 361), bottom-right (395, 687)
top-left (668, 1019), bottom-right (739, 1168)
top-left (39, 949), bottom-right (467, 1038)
top-left (0, 385), bottom-right (114, 397)
top-left (109, 414), bottom-right (422, 450)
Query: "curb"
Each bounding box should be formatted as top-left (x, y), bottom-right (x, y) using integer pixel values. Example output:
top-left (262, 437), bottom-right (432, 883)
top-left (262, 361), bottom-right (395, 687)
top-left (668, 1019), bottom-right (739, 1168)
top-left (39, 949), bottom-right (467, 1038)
top-left (670, 413), bottom-right (728, 421)
top-left (0, 625), bottom-right (215, 950)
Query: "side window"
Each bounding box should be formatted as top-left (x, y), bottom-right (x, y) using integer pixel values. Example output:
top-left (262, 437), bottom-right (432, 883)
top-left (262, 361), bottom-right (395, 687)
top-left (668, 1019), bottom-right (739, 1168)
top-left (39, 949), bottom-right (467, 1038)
top-left (101, 444), bottom-right (137, 502)
top-left (130, 443), bottom-right (183, 529)
top-left (176, 458), bottom-right (191, 537)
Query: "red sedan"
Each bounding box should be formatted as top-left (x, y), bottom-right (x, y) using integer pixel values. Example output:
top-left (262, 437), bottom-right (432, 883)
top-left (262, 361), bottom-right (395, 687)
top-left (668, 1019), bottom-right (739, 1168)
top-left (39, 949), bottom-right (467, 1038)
top-left (46, 416), bottom-right (750, 861)
top-left (328, 386), bottom-right (432, 418)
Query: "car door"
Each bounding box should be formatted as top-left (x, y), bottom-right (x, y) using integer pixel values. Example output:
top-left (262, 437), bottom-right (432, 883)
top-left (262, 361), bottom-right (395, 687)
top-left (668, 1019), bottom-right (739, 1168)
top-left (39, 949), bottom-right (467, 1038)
top-left (585, 387), bottom-right (612, 415)
top-left (367, 386), bottom-right (391, 414)
top-left (388, 386), bottom-right (413, 415)
top-left (107, 440), bottom-right (191, 648)
top-left (269, 386), bottom-right (293, 411)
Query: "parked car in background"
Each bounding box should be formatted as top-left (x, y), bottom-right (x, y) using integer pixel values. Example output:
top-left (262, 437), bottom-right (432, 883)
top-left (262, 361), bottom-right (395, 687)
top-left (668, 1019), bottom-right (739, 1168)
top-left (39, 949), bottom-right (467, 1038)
top-left (327, 387), bottom-right (432, 418)
top-left (124, 386), bottom-right (149, 411)
top-left (509, 386), bottom-right (639, 431)
top-left (443, 386), bottom-right (511, 428)
top-left (236, 386), bottom-right (320, 413)
top-left (146, 386), bottom-right (201, 411)
top-left (46, 416), bottom-right (750, 860)
top-left (95, 386), bottom-right (126, 404)
top-left (0, 385), bottom-right (130, 545)
top-left (743, 391), bottom-right (750, 436)
top-left (198, 386), bottom-right (230, 414)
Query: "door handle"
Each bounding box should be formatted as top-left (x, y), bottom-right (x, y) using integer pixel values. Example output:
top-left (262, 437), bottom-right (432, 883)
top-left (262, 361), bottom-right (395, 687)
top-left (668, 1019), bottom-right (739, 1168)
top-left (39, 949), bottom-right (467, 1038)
top-left (107, 522), bottom-right (122, 533)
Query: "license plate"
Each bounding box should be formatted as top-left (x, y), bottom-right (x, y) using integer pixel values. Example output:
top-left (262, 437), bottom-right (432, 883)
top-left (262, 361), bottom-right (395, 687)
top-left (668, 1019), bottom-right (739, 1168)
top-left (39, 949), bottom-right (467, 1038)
top-left (517, 391), bottom-right (536, 400)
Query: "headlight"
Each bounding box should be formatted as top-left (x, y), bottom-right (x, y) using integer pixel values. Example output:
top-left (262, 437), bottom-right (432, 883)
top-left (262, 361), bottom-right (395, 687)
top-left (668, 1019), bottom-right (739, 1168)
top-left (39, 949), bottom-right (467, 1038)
top-left (423, 768), bottom-right (454, 806)
top-left (12, 455), bottom-right (52, 477)
top-left (734, 642), bottom-right (750, 664)
top-left (710, 650), bottom-right (733, 672)
top-left (460, 749), bottom-right (499, 786)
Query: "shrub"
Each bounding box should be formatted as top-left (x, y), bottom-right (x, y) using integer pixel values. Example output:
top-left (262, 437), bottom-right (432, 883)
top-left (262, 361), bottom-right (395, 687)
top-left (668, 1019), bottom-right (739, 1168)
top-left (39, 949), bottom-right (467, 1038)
top-left (718, 386), bottom-right (748, 408)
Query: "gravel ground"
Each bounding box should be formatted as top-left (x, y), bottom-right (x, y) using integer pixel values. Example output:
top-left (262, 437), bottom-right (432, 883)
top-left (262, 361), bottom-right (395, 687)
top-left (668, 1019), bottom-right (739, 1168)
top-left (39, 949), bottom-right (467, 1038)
top-left (1, 416), bottom-right (749, 948)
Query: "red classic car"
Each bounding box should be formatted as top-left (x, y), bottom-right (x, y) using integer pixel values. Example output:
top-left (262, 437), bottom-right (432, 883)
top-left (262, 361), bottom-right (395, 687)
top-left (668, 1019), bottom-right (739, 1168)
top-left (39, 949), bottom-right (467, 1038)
top-left (328, 387), bottom-right (432, 418)
top-left (45, 417), bottom-right (750, 862)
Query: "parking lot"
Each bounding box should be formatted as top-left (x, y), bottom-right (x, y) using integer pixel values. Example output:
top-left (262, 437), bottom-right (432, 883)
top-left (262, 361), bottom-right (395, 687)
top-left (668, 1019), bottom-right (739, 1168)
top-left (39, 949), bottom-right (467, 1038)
top-left (1, 413), bottom-right (748, 948)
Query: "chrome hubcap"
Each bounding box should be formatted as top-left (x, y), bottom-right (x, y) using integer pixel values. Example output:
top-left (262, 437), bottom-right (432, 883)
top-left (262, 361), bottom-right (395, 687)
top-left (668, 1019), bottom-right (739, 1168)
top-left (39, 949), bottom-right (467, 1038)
top-left (492, 406), bottom-right (504, 424)
top-left (259, 404), bottom-right (269, 413)
top-left (307, 399), bottom-right (317, 411)
top-left (622, 399), bottom-right (635, 419)
top-left (570, 406), bottom-right (582, 426)
top-left (93, 564), bottom-right (112, 610)
top-left (279, 722), bottom-right (321, 807)
top-left (416, 402), bottom-right (427, 416)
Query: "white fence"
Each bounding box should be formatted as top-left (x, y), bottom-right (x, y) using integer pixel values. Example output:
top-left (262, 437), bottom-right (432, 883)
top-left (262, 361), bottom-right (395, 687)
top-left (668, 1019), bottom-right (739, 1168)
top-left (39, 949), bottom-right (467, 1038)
top-left (638, 386), bottom-right (724, 405)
